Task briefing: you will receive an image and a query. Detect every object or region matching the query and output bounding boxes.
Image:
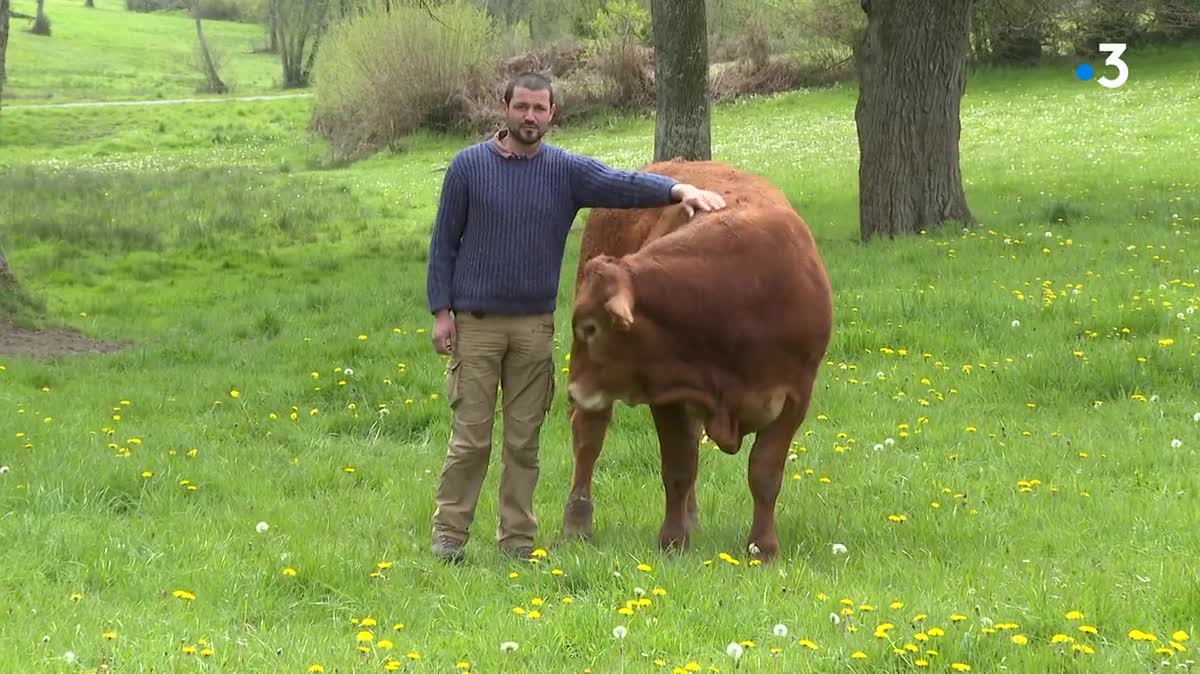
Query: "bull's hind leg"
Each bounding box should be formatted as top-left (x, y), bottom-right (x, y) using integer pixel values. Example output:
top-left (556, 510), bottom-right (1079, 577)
top-left (650, 403), bottom-right (704, 553)
top-left (746, 377), bottom-right (816, 563)
top-left (562, 403), bottom-right (613, 540)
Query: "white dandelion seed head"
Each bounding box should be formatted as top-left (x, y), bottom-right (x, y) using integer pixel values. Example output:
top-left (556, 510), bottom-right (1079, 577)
top-left (0, 465), bottom-right (8, 475)
top-left (1193, 412), bottom-right (1200, 422)
top-left (876, 371), bottom-right (886, 379)
top-left (1045, 231), bottom-right (1053, 238)
top-left (748, 542), bottom-right (761, 555)
top-left (885, 438), bottom-right (895, 446)
top-left (64, 652), bottom-right (77, 664)
top-left (42, 635), bottom-right (50, 643)
top-left (873, 443), bottom-right (884, 452)
top-left (1178, 313), bottom-right (1186, 320)
top-left (726, 642), bottom-right (744, 659)
top-left (634, 587), bottom-right (645, 597)
top-left (773, 623), bottom-right (788, 637)
top-left (500, 641), bottom-right (519, 652)
top-left (1171, 438), bottom-right (1182, 449)
top-left (831, 543), bottom-right (848, 555)
top-left (1011, 319), bottom-right (1021, 328)
top-left (344, 368), bottom-right (353, 376)
top-left (830, 612), bottom-right (841, 625)
top-left (255, 521), bottom-right (269, 534)
top-left (613, 571), bottom-right (622, 578)
top-left (613, 625), bottom-right (627, 639)
top-left (1187, 307), bottom-right (1195, 315)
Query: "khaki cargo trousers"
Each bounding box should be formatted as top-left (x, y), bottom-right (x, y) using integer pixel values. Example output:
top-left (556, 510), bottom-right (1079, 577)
top-left (432, 312), bottom-right (557, 554)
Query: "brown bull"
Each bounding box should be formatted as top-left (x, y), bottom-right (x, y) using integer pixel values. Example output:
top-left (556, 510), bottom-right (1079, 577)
top-left (560, 159), bottom-right (833, 562)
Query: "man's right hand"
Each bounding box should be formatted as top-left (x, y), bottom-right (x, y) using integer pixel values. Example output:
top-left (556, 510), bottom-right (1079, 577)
top-left (432, 310), bottom-right (456, 355)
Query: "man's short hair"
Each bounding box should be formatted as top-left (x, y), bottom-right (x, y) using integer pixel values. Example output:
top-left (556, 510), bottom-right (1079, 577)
top-left (505, 72), bottom-right (554, 106)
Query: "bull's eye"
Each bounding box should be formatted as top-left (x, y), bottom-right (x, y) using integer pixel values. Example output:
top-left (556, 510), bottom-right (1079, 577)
top-left (576, 320), bottom-right (599, 341)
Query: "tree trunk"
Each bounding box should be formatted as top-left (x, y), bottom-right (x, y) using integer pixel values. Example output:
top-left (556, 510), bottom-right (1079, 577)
top-left (0, 0), bottom-right (9, 97)
top-left (194, 0), bottom-right (227, 93)
top-left (267, 0), bottom-right (279, 52)
top-left (651, 0), bottom-right (711, 161)
top-left (85, 0), bottom-right (94, 8)
top-left (855, 0), bottom-right (974, 240)
top-left (32, 0), bottom-right (50, 35)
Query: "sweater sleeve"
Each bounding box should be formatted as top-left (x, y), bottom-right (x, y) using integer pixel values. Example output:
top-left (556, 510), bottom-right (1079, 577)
top-left (568, 153), bottom-right (678, 209)
top-left (426, 155), bottom-right (469, 314)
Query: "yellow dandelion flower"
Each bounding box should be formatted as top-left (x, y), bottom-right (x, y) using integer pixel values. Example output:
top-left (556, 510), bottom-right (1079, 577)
top-left (356, 631), bottom-right (374, 642)
top-left (378, 639), bottom-right (393, 649)
top-left (562, 597), bottom-right (574, 604)
top-left (1011, 635), bottom-right (1028, 645)
top-left (308, 666), bottom-right (325, 673)
top-left (282, 567), bottom-right (297, 576)
top-left (406, 652), bottom-right (421, 660)
top-left (637, 563), bottom-right (653, 572)
top-left (653, 587), bottom-right (667, 596)
top-left (457, 663), bottom-right (472, 670)
top-left (200, 648), bottom-right (214, 656)
top-left (1078, 625), bottom-right (1098, 635)
top-left (927, 627), bottom-right (944, 637)
top-left (512, 607), bottom-right (526, 615)
top-left (890, 601), bottom-right (904, 609)
top-left (1173, 631), bottom-right (1190, 642)
top-left (172, 590), bottom-right (196, 601)
top-left (851, 651), bottom-right (867, 659)
top-left (528, 610), bottom-right (542, 619)
top-left (798, 639), bottom-right (819, 650)
top-left (915, 659), bottom-right (929, 667)
top-left (1065, 610), bottom-right (1084, 620)
top-left (685, 663), bottom-right (701, 672)
top-left (1051, 634), bottom-right (1074, 644)
top-left (182, 645), bottom-right (197, 654)
top-left (950, 614), bottom-right (966, 622)
top-left (1075, 644), bottom-right (1095, 655)
top-left (384, 661), bottom-right (401, 671)
top-left (951, 663), bottom-right (971, 672)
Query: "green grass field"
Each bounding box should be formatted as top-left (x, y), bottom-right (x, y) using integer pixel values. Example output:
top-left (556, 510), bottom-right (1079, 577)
top-left (2, 5), bottom-right (1200, 673)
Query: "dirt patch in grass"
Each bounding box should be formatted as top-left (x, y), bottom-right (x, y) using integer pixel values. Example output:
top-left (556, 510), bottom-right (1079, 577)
top-left (0, 318), bottom-right (127, 358)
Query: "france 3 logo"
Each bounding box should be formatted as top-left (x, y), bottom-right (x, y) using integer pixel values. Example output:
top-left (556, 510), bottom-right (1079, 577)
top-left (1075, 43), bottom-right (1129, 89)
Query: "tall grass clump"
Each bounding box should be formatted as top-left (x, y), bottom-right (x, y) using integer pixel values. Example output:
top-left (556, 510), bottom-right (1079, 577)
top-left (309, 2), bottom-right (500, 161)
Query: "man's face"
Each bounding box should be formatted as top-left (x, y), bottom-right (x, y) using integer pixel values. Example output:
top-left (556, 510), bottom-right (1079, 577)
top-left (504, 86), bottom-right (555, 146)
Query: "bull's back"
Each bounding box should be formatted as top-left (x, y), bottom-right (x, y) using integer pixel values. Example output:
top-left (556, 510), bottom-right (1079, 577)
top-left (574, 160), bottom-right (792, 288)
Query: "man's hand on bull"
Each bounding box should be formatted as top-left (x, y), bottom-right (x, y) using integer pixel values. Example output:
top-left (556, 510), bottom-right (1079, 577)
top-left (670, 183), bottom-right (727, 219)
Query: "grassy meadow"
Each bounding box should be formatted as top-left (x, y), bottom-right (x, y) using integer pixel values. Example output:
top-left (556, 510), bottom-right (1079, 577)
top-left (2, 4), bottom-right (1200, 672)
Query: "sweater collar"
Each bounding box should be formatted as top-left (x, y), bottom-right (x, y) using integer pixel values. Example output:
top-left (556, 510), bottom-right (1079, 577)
top-left (491, 128), bottom-right (543, 159)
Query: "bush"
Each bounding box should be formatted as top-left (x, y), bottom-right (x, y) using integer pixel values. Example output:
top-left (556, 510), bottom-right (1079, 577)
top-left (309, 2), bottom-right (500, 161)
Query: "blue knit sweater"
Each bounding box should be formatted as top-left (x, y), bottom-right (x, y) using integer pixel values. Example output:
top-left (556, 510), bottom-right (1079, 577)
top-left (426, 138), bottom-right (679, 315)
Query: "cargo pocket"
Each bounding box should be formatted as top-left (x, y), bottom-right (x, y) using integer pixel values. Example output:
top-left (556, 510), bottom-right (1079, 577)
top-left (446, 358), bottom-right (463, 409)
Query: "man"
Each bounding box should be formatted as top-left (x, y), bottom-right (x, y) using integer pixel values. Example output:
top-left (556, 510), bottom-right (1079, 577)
top-left (425, 71), bottom-right (726, 563)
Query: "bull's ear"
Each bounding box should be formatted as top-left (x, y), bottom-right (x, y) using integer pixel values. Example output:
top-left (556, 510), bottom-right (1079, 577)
top-left (604, 285), bottom-right (634, 330)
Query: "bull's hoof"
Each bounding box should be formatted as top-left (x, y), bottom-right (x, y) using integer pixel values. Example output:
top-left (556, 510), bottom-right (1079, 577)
top-left (562, 497), bottom-right (594, 540)
top-left (658, 524), bottom-right (690, 553)
top-left (747, 538), bottom-right (779, 564)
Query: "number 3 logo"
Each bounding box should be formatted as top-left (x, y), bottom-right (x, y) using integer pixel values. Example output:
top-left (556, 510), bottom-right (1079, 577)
top-left (1098, 43), bottom-right (1128, 89)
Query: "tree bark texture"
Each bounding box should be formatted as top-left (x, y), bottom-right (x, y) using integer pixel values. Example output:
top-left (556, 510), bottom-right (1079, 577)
top-left (651, 0), bottom-right (711, 161)
top-left (194, 0), bottom-right (227, 93)
top-left (855, 0), bottom-right (974, 241)
top-left (0, 0), bottom-right (9, 97)
top-left (32, 0), bottom-right (49, 34)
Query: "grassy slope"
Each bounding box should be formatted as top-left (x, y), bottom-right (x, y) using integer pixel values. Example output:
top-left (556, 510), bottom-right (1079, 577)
top-left (1, 7), bottom-right (1200, 673)
top-left (2, 0), bottom-right (280, 103)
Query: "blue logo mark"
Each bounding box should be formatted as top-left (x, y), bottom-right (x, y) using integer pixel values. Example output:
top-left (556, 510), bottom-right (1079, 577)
top-left (1075, 63), bottom-right (1094, 80)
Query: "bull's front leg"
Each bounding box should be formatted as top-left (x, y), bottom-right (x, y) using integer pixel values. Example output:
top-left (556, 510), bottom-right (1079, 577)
top-left (650, 403), bottom-right (702, 553)
top-left (562, 403), bottom-right (613, 540)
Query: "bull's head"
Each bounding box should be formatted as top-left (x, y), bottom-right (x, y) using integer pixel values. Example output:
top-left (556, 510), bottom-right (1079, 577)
top-left (567, 255), bottom-right (640, 410)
